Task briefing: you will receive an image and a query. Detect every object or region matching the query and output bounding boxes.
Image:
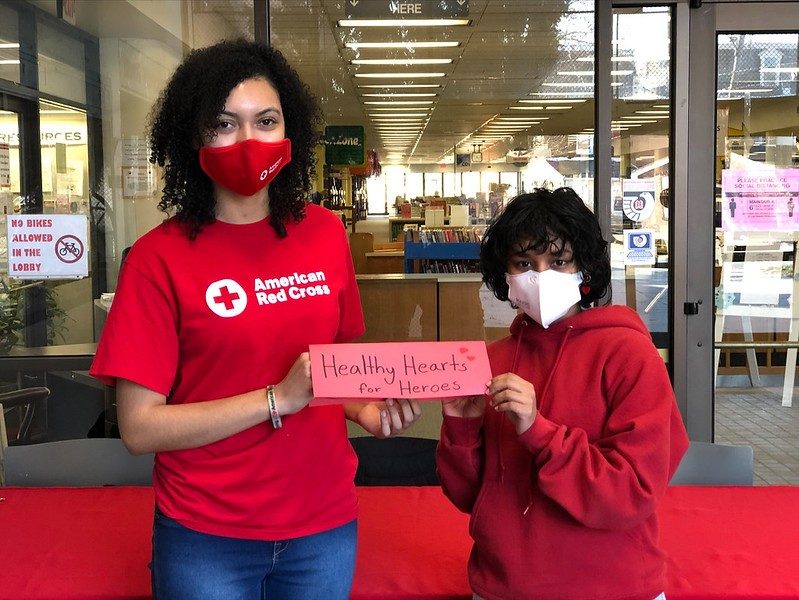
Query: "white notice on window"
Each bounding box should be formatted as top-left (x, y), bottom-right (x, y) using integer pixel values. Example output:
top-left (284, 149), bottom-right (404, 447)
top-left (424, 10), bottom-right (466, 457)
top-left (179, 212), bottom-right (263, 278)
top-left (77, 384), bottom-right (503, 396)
top-left (6, 214), bottom-right (89, 279)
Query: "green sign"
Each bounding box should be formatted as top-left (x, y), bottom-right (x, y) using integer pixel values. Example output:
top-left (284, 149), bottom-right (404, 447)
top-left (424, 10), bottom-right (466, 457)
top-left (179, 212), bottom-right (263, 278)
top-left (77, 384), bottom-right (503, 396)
top-left (325, 126), bottom-right (365, 166)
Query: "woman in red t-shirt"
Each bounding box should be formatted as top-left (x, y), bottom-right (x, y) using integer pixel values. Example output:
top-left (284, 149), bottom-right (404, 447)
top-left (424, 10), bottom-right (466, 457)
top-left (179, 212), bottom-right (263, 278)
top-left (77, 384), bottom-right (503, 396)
top-left (91, 39), bottom-right (420, 599)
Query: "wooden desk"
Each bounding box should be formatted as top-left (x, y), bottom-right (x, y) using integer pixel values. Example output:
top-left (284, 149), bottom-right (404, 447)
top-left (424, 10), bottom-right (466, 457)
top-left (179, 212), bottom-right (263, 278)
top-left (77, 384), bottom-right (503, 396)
top-left (1, 485), bottom-right (798, 599)
top-left (364, 250), bottom-right (404, 274)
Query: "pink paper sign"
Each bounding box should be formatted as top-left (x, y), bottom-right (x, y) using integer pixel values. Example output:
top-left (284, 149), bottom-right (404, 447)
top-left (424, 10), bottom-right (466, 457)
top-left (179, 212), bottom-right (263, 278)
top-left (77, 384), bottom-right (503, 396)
top-left (309, 341), bottom-right (491, 404)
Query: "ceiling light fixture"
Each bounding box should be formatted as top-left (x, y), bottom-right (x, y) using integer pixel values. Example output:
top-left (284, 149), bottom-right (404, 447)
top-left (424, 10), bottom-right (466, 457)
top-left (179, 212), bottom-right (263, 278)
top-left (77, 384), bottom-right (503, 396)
top-left (358, 84), bottom-right (441, 89)
top-left (354, 72), bottom-right (445, 78)
top-left (361, 93), bottom-right (437, 97)
top-left (352, 58), bottom-right (452, 65)
top-left (363, 100), bottom-right (435, 105)
top-left (338, 19), bottom-right (471, 27)
top-left (346, 41), bottom-right (460, 49)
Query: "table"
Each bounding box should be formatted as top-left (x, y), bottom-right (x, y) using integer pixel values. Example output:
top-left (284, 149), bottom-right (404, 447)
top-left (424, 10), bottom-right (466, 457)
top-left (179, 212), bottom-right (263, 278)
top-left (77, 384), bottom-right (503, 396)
top-left (0, 485), bottom-right (797, 599)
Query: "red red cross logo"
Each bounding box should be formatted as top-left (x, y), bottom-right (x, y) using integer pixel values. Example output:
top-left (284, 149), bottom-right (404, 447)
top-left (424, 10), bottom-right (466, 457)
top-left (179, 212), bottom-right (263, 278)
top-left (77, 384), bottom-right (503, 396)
top-left (205, 279), bottom-right (247, 317)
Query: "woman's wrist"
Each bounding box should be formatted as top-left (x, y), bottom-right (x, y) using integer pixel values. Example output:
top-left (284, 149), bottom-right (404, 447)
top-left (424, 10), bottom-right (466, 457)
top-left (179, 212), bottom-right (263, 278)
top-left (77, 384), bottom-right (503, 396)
top-left (266, 385), bottom-right (282, 429)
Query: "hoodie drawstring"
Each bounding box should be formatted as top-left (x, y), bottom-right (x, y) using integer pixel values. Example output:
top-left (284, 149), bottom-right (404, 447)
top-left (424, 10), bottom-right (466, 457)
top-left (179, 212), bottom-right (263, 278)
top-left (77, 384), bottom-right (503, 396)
top-left (515, 324), bottom-right (575, 515)
top-left (498, 321), bottom-right (528, 483)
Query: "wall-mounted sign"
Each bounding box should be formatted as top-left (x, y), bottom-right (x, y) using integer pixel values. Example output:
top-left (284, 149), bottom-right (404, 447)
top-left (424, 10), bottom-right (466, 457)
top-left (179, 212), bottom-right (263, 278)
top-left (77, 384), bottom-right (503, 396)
top-left (325, 126), bottom-right (365, 166)
top-left (345, 0), bottom-right (469, 19)
top-left (6, 214), bottom-right (88, 279)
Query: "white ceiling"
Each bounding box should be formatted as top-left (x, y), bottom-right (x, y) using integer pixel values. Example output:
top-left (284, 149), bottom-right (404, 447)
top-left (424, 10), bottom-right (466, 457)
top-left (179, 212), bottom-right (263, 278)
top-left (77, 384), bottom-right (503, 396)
top-left (269, 1), bottom-right (620, 165)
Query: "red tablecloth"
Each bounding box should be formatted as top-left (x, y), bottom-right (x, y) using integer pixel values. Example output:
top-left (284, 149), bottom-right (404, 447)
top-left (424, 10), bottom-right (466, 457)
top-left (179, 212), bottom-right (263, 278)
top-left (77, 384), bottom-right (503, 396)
top-left (0, 485), bottom-right (797, 599)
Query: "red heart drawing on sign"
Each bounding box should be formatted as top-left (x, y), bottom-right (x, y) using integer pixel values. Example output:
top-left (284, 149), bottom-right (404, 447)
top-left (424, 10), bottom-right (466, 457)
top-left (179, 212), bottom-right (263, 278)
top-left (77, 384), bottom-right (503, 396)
top-left (459, 347), bottom-right (468, 354)
top-left (467, 355), bottom-right (475, 361)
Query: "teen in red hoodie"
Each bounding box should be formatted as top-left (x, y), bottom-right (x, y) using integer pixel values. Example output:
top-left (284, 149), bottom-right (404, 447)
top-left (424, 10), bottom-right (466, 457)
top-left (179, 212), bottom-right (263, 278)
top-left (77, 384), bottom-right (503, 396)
top-left (436, 188), bottom-right (689, 600)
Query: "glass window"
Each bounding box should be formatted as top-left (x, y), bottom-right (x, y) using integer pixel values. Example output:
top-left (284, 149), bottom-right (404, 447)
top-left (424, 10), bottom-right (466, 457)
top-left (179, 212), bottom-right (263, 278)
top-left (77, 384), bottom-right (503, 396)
top-left (610, 7), bottom-right (672, 350)
top-left (0, 3), bottom-right (20, 85)
top-left (37, 20), bottom-right (85, 104)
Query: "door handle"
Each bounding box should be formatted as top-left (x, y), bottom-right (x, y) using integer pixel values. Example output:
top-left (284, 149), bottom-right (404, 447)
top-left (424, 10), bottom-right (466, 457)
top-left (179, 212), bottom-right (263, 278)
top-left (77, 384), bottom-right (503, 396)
top-left (684, 300), bottom-right (702, 315)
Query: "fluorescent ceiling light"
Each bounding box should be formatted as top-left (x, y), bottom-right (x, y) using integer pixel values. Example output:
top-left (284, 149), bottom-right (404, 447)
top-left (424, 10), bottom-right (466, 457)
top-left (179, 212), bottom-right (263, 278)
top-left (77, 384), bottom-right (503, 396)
top-left (508, 110), bottom-right (551, 117)
top-left (522, 99), bottom-right (587, 104)
top-left (542, 83), bottom-right (595, 88)
top-left (346, 41), bottom-right (460, 49)
top-left (652, 104), bottom-right (670, 109)
top-left (363, 100), bottom-right (435, 105)
top-left (369, 107), bottom-right (431, 111)
top-left (361, 93), bottom-right (437, 97)
top-left (545, 106), bottom-right (572, 110)
top-left (358, 84), bottom-right (440, 88)
top-left (635, 110), bottom-right (670, 115)
top-left (369, 113), bottom-right (429, 118)
top-left (338, 19), bottom-right (470, 27)
top-left (352, 58), bottom-right (452, 65)
top-left (493, 119), bottom-right (543, 123)
top-left (717, 88), bottom-right (772, 93)
top-left (354, 72), bottom-right (445, 78)
top-left (0, 43), bottom-right (20, 49)
top-left (371, 118), bottom-right (428, 121)
top-left (760, 67), bottom-right (799, 73)
top-left (0, 59), bottom-right (20, 65)
top-left (557, 70), bottom-right (633, 77)
top-left (576, 57), bottom-right (635, 63)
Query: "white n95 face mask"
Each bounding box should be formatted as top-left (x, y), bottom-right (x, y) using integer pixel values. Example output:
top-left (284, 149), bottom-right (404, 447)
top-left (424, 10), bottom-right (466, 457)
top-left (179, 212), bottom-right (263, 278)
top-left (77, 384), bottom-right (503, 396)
top-left (505, 269), bottom-right (583, 329)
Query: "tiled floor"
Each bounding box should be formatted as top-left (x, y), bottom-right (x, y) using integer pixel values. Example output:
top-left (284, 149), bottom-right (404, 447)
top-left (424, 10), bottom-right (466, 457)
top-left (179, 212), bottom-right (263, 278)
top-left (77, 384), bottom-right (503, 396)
top-left (715, 386), bottom-right (799, 485)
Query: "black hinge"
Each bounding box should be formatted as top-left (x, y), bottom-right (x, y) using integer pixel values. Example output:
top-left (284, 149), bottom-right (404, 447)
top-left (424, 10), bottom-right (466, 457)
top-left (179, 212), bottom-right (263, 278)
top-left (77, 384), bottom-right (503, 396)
top-left (684, 301), bottom-right (700, 315)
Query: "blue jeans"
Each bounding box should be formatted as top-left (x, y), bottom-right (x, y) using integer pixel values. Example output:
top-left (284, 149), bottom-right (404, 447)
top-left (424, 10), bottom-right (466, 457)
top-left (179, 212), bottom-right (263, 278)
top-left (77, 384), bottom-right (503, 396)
top-left (152, 508), bottom-right (357, 600)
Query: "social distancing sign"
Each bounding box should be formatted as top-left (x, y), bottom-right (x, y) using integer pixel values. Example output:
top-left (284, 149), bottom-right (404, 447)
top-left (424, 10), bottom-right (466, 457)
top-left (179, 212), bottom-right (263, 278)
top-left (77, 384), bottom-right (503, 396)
top-left (6, 214), bottom-right (89, 279)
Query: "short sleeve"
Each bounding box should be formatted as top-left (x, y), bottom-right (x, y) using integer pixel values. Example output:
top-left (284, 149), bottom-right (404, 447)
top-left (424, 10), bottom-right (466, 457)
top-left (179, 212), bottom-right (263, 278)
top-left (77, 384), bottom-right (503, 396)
top-left (89, 260), bottom-right (179, 395)
top-left (334, 225), bottom-right (365, 343)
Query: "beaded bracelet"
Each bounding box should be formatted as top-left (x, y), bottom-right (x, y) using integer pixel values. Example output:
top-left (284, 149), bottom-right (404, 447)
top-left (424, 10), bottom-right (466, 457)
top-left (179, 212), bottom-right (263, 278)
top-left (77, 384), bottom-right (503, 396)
top-left (266, 385), bottom-right (282, 429)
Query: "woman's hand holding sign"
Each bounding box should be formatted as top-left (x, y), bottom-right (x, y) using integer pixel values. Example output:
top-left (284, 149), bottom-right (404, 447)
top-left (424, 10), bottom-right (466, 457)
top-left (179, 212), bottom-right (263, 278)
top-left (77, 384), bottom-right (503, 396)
top-left (274, 352), bottom-right (315, 417)
top-left (348, 399), bottom-right (422, 439)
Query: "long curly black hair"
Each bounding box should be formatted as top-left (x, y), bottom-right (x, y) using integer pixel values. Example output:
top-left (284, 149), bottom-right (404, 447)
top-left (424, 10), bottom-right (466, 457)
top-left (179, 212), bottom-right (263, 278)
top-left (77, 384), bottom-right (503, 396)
top-left (147, 39), bottom-right (322, 239)
top-left (481, 187), bottom-right (611, 308)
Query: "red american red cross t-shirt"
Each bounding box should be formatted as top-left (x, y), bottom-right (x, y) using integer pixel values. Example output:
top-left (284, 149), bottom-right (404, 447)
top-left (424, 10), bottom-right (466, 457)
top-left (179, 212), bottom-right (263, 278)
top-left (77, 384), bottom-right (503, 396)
top-left (90, 204), bottom-right (365, 540)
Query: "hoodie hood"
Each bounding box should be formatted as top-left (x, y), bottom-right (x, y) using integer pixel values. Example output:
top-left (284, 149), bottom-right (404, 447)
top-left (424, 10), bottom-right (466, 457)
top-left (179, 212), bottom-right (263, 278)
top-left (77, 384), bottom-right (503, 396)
top-left (509, 304), bottom-right (651, 340)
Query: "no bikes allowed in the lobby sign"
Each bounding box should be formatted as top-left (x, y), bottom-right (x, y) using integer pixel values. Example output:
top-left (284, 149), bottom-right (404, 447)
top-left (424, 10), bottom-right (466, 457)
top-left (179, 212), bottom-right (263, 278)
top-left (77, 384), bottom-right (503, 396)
top-left (6, 214), bottom-right (88, 279)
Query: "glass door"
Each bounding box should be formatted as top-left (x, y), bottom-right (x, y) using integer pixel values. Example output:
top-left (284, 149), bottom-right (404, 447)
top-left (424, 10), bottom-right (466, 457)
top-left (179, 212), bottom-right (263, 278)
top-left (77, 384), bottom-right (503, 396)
top-left (0, 98), bottom-right (24, 354)
top-left (709, 7), bottom-right (799, 485)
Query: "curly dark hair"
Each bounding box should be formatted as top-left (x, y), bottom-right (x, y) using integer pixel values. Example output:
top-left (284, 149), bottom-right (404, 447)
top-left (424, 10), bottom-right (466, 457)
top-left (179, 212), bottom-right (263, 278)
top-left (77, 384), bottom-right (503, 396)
top-left (480, 187), bottom-right (611, 307)
top-left (147, 39), bottom-right (323, 238)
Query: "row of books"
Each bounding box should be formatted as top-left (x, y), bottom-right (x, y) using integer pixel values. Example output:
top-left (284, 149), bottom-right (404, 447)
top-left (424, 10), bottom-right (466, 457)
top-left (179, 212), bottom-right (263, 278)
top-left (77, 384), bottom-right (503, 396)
top-left (421, 260), bottom-right (480, 274)
top-left (405, 227), bottom-right (484, 244)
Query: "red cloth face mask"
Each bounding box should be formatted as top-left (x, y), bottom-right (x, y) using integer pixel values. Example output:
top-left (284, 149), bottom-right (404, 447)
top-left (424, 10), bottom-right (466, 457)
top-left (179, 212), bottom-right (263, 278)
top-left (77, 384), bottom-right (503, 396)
top-left (199, 138), bottom-right (292, 197)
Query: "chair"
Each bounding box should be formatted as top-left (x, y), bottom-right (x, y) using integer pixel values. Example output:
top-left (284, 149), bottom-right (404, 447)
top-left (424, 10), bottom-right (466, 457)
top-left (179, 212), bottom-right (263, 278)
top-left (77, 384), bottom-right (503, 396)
top-left (348, 231), bottom-right (374, 274)
top-left (670, 440), bottom-right (754, 485)
top-left (0, 386), bottom-right (51, 447)
top-left (2, 438), bottom-right (153, 486)
top-left (350, 436), bottom-right (439, 486)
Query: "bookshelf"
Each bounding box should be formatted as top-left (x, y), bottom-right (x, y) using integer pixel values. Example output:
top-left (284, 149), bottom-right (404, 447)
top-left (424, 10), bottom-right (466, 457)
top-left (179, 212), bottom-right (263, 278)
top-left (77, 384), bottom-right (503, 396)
top-left (403, 228), bottom-right (481, 274)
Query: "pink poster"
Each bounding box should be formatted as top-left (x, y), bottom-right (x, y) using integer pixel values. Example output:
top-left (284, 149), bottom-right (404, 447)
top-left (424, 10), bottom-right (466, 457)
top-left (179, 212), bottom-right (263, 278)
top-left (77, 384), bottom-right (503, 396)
top-left (309, 341), bottom-right (491, 404)
top-left (721, 169), bottom-right (799, 231)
